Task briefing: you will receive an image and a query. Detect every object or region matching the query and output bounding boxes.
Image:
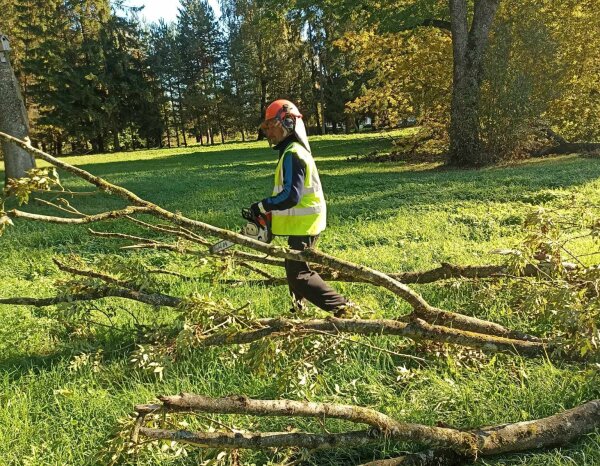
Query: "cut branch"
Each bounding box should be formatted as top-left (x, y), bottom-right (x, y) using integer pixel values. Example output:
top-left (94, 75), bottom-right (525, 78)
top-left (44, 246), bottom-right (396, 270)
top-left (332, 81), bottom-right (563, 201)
top-left (359, 450), bottom-right (467, 466)
top-left (138, 394), bottom-right (476, 452)
top-left (194, 316), bottom-right (547, 357)
top-left (0, 132), bottom-right (536, 341)
top-left (134, 395), bottom-right (600, 459)
top-left (0, 286), bottom-right (181, 308)
top-left (7, 206), bottom-right (150, 224)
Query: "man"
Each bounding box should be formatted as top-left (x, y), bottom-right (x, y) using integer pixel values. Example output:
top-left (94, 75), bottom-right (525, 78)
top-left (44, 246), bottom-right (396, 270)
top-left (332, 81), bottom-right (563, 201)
top-left (250, 99), bottom-right (352, 317)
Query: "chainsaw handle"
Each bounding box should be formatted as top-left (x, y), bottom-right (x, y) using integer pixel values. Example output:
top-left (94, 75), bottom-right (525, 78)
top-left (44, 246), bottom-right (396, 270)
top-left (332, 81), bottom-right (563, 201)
top-left (242, 207), bottom-right (270, 228)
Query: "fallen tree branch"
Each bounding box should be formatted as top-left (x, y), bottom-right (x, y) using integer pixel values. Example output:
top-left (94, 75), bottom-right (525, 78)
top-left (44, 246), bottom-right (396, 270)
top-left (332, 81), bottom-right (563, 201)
top-left (146, 269), bottom-right (194, 280)
top-left (533, 129), bottom-right (600, 157)
top-left (359, 449), bottom-right (468, 466)
top-left (0, 267), bottom-right (548, 357)
top-left (120, 242), bottom-right (206, 255)
top-left (387, 262), bottom-right (577, 284)
top-left (53, 258), bottom-right (134, 289)
top-left (138, 427), bottom-right (377, 450)
top-left (127, 216), bottom-right (212, 246)
top-left (7, 206), bottom-right (150, 224)
top-left (0, 286), bottom-right (181, 308)
top-left (134, 395), bottom-right (600, 460)
top-left (136, 394), bottom-right (476, 452)
top-left (195, 317), bottom-right (547, 357)
top-left (0, 132), bottom-right (536, 341)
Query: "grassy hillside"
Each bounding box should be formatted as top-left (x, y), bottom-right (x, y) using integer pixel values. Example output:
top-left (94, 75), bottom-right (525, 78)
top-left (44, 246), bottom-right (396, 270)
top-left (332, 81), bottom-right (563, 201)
top-left (1, 132), bottom-right (599, 465)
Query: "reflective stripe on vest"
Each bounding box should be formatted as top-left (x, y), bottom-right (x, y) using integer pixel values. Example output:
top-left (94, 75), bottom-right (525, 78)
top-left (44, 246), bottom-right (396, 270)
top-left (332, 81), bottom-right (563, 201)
top-left (271, 142), bottom-right (326, 236)
top-left (275, 205), bottom-right (324, 217)
top-left (274, 185), bottom-right (319, 195)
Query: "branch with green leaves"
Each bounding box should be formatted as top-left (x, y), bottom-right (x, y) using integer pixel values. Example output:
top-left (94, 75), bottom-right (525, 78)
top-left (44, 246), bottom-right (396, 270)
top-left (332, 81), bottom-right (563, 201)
top-left (0, 257), bottom-right (550, 357)
top-left (0, 131), bottom-right (538, 342)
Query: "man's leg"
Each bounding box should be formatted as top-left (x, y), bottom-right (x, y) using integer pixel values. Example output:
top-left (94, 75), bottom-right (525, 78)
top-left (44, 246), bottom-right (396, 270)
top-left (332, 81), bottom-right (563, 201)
top-left (285, 235), bottom-right (347, 312)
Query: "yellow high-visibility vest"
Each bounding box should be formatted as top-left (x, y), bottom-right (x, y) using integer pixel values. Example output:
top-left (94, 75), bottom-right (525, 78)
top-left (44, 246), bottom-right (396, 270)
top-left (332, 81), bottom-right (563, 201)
top-left (271, 142), bottom-right (327, 236)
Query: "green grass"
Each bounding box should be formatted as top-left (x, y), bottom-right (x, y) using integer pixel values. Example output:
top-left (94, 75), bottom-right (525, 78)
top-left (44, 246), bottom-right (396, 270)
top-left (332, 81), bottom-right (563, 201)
top-left (1, 132), bottom-right (600, 465)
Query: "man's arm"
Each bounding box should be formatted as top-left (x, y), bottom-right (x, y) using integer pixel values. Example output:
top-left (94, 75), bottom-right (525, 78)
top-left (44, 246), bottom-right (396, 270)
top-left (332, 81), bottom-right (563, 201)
top-left (260, 153), bottom-right (306, 211)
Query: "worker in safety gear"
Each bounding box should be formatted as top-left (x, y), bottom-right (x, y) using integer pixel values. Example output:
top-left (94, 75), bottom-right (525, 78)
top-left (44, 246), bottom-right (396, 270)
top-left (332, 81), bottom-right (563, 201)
top-left (250, 99), bottom-right (353, 317)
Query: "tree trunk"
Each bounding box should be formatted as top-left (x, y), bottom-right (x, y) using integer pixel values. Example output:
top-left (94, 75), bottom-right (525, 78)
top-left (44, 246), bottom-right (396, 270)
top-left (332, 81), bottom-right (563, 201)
top-left (176, 84), bottom-right (187, 147)
top-left (0, 41), bottom-right (36, 183)
top-left (319, 52), bottom-right (327, 136)
top-left (113, 130), bottom-right (121, 152)
top-left (448, 0), bottom-right (500, 166)
top-left (165, 112), bottom-right (171, 148)
top-left (258, 78), bottom-right (267, 140)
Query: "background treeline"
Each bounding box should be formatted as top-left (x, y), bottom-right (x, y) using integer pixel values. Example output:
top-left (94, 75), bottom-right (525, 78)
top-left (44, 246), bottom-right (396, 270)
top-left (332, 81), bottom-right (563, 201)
top-left (0, 0), bottom-right (598, 160)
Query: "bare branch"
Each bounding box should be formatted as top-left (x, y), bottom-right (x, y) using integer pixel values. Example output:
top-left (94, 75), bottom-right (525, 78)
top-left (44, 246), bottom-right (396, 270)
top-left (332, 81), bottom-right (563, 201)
top-left (195, 317), bottom-right (548, 357)
top-left (8, 206), bottom-right (150, 224)
top-left (359, 450), bottom-right (468, 466)
top-left (88, 229), bottom-right (161, 245)
top-left (134, 396), bottom-right (600, 459)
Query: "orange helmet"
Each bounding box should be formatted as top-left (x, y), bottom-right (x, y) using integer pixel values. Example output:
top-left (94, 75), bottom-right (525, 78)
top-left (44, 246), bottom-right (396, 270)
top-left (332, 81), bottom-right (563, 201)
top-left (262, 99), bottom-right (311, 153)
top-left (264, 99), bottom-right (303, 129)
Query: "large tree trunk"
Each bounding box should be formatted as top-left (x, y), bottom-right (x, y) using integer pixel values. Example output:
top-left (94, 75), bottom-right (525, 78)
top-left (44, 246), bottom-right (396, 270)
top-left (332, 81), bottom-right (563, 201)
top-left (257, 77), bottom-right (267, 140)
top-left (0, 36), bottom-right (36, 183)
top-left (112, 130), bottom-right (121, 152)
top-left (448, 0), bottom-right (500, 166)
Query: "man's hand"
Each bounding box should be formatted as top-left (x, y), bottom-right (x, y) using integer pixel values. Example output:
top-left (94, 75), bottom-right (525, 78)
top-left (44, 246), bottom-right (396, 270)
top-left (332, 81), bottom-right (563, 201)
top-left (250, 202), bottom-right (264, 218)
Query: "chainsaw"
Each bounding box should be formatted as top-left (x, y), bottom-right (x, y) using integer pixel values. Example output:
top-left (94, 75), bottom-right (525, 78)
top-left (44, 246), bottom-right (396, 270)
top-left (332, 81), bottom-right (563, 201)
top-left (210, 208), bottom-right (272, 254)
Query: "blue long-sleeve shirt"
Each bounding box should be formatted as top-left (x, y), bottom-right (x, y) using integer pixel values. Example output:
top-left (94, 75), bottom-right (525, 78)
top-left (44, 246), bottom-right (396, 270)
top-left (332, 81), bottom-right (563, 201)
top-left (261, 135), bottom-right (306, 211)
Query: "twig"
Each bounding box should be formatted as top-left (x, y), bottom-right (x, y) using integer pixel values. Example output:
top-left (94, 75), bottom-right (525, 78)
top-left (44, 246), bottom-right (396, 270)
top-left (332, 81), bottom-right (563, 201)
top-left (238, 261), bottom-right (277, 280)
top-left (306, 328), bottom-right (429, 364)
top-left (8, 206), bottom-right (151, 224)
top-left (33, 197), bottom-right (86, 217)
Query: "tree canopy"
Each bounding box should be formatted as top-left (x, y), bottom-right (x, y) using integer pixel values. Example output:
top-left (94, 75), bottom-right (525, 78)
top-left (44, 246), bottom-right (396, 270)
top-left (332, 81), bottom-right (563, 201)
top-left (0, 0), bottom-right (598, 163)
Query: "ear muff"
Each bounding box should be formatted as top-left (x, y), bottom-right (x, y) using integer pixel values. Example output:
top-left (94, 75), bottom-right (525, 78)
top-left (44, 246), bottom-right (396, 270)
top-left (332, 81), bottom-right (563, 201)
top-left (278, 104), bottom-right (296, 131)
top-left (282, 116), bottom-right (295, 131)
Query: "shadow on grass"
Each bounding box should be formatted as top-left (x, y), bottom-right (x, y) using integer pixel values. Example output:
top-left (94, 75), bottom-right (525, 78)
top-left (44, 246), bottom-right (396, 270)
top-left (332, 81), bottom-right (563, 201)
top-left (60, 151), bottom-right (600, 229)
top-left (1, 133), bottom-right (600, 379)
top-left (0, 326), bottom-right (139, 383)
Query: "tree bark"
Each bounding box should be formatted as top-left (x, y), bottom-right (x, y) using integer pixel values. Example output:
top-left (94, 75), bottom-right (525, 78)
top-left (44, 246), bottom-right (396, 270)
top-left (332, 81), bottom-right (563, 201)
top-left (0, 37), bottom-right (36, 183)
top-left (448, 0), bottom-right (500, 166)
top-left (135, 395), bottom-right (600, 460)
top-left (360, 450), bottom-right (467, 466)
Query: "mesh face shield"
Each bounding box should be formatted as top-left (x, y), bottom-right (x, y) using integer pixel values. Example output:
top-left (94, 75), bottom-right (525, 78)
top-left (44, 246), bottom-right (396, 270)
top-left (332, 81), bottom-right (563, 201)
top-left (293, 117), bottom-right (311, 153)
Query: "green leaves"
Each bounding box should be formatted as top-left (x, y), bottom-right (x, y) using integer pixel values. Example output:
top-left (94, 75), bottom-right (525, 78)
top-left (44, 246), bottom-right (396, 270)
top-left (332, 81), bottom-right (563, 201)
top-left (5, 167), bottom-right (62, 206)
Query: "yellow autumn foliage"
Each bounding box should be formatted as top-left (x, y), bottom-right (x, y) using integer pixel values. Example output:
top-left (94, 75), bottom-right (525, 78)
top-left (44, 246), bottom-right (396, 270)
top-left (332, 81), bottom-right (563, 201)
top-left (336, 27), bottom-right (452, 129)
top-left (338, 0), bottom-right (599, 159)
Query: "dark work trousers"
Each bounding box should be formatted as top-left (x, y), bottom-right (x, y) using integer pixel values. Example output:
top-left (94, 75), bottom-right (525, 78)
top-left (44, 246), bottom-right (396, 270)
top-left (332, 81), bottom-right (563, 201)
top-left (285, 235), bottom-right (347, 312)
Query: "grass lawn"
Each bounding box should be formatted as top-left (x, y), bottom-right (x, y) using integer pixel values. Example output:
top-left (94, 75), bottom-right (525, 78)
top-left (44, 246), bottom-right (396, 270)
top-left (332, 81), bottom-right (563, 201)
top-left (1, 131), bottom-right (599, 465)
